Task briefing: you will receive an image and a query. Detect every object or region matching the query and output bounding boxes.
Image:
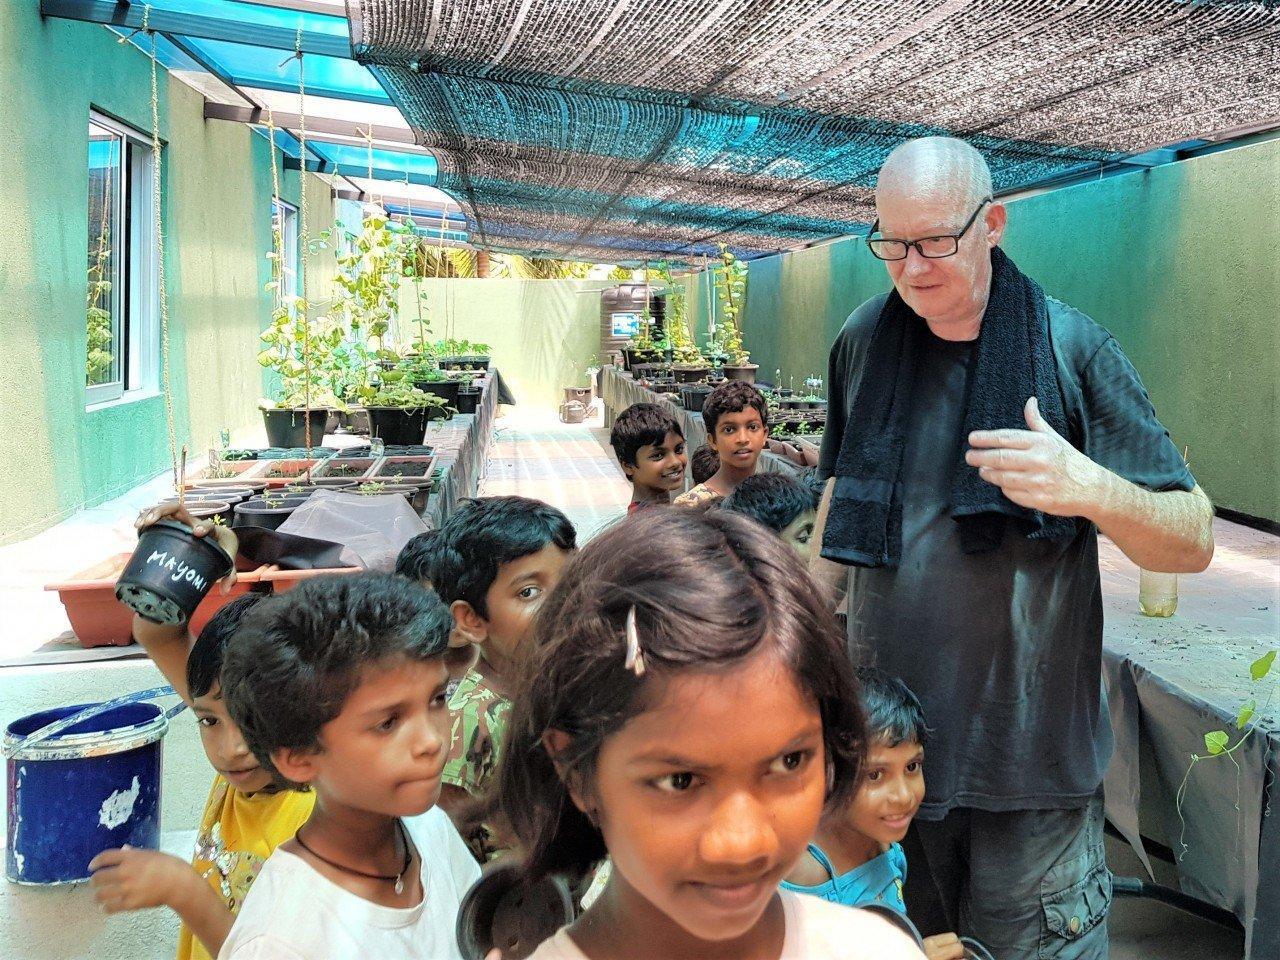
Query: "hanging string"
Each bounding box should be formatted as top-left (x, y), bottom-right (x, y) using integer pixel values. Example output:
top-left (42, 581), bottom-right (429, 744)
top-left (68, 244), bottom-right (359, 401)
top-left (295, 29), bottom-right (313, 456)
top-left (143, 6), bottom-right (179, 493)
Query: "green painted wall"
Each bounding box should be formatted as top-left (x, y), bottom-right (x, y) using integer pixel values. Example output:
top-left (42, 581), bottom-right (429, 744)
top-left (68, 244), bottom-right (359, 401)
top-left (717, 140), bottom-right (1279, 522)
top-left (0, 6), bottom-right (333, 543)
top-left (399, 278), bottom-right (610, 409)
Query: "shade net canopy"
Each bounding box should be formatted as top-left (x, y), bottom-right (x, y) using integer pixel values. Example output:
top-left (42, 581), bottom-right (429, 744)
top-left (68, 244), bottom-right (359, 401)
top-left (348, 0), bottom-right (1280, 260)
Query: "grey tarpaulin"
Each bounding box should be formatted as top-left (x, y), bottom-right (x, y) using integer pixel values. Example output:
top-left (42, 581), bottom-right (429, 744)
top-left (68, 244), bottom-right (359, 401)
top-left (598, 366), bottom-right (800, 483)
top-left (1098, 521), bottom-right (1279, 959)
top-left (279, 489), bottom-right (428, 571)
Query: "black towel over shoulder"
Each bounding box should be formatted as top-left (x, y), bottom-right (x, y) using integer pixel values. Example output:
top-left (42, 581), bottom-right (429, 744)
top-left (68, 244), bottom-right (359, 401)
top-left (821, 246), bottom-right (1078, 568)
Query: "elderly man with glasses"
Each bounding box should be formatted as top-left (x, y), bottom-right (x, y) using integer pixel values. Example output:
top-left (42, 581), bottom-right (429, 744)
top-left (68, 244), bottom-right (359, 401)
top-left (810, 137), bottom-right (1214, 959)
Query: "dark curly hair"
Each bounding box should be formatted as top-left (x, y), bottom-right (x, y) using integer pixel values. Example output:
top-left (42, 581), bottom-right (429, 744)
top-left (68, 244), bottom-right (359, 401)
top-left (428, 496), bottom-right (576, 618)
top-left (609, 402), bottom-right (684, 468)
top-left (701, 380), bottom-right (768, 436)
top-left (690, 444), bottom-right (719, 485)
top-left (221, 573), bottom-right (453, 788)
top-left (394, 530), bottom-right (438, 583)
top-left (718, 473), bottom-right (821, 534)
top-left (186, 593), bottom-right (267, 700)
top-left (496, 508), bottom-right (865, 882)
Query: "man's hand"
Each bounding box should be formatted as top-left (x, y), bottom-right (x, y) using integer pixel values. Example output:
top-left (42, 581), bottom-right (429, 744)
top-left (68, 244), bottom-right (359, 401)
top-left (137, 502), bottom-right (239, 592)
top-left (966, 396), bottom-right (1104, 519)
top-left (922, 932), bottom-right (966, 960)
top-left (89, 846), bottom-right (201, 913)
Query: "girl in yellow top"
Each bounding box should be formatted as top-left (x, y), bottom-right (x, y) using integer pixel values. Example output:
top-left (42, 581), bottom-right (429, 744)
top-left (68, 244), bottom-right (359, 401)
top-left (88, 507), bottom-right (313, 960)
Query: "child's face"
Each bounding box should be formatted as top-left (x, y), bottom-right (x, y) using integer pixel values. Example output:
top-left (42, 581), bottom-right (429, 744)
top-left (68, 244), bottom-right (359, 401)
top-left (479, 542), bottom-right (572, 663)
top-left (588, 652), bottom-right (826, 944)
top-left (707, 408), bottom-right (766, 472)
top-left (848, 736), bottom-right (925, 846)
top-left (280, 657), bottom-right (452, 817)
top-left (192, 683), bottom-right (275, 794)
top-left (779, 509), bottom-right (817, 558)
top-left (626, 431), bottom-right (687, 495)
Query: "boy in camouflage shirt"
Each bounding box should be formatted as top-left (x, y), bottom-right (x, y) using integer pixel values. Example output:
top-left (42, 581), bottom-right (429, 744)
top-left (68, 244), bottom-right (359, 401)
top-left (426, 497), bottom-right (577, 860)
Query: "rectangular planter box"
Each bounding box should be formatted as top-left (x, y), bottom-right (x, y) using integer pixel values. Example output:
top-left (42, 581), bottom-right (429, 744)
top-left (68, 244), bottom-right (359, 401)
top-left (314, 457), bottom-right (381, 480)
top-left (259, 566), bottom-right (361, 593)
top-left (45, 556), bottom-right (270, 649)
top-left (259, 459), bottom-right (324, 485)
top-left (372, 455), bottom-right (436, 482)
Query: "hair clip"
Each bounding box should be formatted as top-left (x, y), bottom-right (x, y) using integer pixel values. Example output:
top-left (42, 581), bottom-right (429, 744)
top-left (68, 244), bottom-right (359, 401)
top-left (624, 606), bottom-right (646, 677)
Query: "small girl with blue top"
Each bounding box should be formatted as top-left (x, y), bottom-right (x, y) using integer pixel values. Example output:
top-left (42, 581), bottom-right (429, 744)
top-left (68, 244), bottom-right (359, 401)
top-left (783, 668), bottom-right (966, 960)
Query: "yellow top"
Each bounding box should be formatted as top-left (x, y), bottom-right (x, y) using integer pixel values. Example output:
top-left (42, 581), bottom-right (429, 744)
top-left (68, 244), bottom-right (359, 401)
top-left (176, 775), bottom-right (315, 960)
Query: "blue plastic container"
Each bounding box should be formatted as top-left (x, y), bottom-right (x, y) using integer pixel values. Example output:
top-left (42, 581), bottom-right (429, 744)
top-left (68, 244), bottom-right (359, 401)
top-left (5, 701), bottom-right (170, 885)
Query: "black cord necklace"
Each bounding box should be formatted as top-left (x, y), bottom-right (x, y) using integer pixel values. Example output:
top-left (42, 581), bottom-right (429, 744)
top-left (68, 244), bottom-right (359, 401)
top-left (295, 819), bottom-right (413, 895)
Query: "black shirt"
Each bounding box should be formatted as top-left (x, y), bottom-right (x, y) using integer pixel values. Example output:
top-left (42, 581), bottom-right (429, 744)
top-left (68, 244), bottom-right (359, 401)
top-left (819, 292), bottom-right (1195, 818)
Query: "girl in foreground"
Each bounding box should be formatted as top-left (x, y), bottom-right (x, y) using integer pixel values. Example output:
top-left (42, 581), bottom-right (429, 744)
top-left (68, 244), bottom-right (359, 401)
top-left (498, 509), bottom-right (926, 960)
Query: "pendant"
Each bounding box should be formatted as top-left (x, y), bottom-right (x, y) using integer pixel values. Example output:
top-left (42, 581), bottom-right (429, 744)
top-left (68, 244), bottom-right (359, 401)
top-left (395, 874), bottom-right (404, 895)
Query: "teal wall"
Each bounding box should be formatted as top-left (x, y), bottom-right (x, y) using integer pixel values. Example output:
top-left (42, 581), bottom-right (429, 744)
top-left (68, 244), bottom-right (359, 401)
top-left (0, 5), bottom-right (333, 543)
top-left (706, 140), bottom-right (1279, 522)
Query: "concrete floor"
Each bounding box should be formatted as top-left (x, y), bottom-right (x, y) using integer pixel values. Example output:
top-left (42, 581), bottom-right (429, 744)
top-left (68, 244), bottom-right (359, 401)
top-left (0, 409), bottom-right (1252, 959)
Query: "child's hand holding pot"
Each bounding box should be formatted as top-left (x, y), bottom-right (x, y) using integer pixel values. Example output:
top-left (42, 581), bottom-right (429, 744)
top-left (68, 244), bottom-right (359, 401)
top-left (136, 502), bottom-right (239, 592)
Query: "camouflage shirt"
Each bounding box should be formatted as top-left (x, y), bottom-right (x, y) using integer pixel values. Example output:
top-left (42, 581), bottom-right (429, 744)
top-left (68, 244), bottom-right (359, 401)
top-left (443, 669), bottom-right (512, 861)
top-left (672, 483), bottom-right (725, 510)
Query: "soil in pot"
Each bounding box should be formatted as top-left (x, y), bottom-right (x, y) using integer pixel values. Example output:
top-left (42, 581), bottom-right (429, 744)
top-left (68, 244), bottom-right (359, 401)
top-left (316, 458), bottom-right (377, 479)
top-left (456, 388), bottom-right (481, 415)
top-left (261, 408), bottom-right (329, 448)
top-left (115, 519), bottom-right (234, 625)
top-left (156, 498), bottom-right (234, 526)
top-left (375, 455), bottom-right (435, 479)
top-left (367, 407), bottom-right (432, 446)
top-left (722, 364), bottom-right (759, 384)
top-left (232, 495), bottom-right (309, 531)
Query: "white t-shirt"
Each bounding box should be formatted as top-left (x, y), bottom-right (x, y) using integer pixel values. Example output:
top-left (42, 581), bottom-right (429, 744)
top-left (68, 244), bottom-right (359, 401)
top-left (218, 806), bottom-right (481, 960)
top-left (528, 888), bottom-right (927, 959)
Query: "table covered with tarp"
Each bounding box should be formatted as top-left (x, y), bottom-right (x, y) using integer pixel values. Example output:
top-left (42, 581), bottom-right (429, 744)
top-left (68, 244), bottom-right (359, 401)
top-left (598, 366), bottom-right (800, 482)
top-left (423, 365), bottom-right (513, 528)
top-left (1099, 520), bottom-right (1278, 958)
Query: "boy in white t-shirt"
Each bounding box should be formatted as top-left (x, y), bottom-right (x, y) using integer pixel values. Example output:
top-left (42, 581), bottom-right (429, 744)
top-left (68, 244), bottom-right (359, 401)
top-left (218, 573), bottom-right (481, 960)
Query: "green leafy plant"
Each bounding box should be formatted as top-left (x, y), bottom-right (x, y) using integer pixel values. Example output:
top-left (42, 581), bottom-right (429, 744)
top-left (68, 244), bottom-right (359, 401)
top-left (712, 244), bottom-right (750, 365)
top-left (86, 223), bottom-right (114, 384)
top-left (357, 480), bottom-right (387, 495)
top-left (356, 375), bottom-right (454, 414)
top-left (257, 308), bottom-right (345, 410)
top-left (795, 421), bottom-right (812, 436)
top-left (650, 262), bottom-right (703, 365)
top-left (433, 338), bottom-right (492, 357)
top-left (1176, 649), bottom-right (1277, 857)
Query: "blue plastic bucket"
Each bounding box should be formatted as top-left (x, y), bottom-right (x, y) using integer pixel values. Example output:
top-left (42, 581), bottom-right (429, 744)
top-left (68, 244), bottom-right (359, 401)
top-left (5, 699), bottom-right (172, 885)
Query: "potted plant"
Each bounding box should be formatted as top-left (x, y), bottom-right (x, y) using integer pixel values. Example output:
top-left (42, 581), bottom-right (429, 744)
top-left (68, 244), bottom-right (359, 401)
top-left (652, 262), bottom-right (709, 383)
top-left (257, 307), bottom-right (343, 448)
top-left (711, 245), bottom-right (757, 383)
top-left (233, 492), bottom-right (309, 531)
top-left (398, 354), bottom-right (462, 408)
top-left (456, 373), bottom-right (483, 415)
top-left (358, 377), bottom-right (454, 446)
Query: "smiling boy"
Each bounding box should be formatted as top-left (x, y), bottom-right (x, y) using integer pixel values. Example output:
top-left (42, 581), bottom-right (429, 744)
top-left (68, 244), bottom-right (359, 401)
top-left (609, 402), bottom-right (688, 510)
top-left (674, 381), bottom-right (768, 508)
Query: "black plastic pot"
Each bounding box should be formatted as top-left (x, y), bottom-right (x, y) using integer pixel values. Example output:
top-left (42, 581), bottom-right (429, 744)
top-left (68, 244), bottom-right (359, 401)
top-left (455, 388), bottom-right (481, 415)
top-left (232, 495), bottom-right (309, 531)
top-left (261, 408), bottom-right (329, 448)
top-left (672, 365), bottom-right (710, 384)
top-left (178, 486), bottom-right (256, 504)
top-left (115, 519), bottom-right (234, 626)
top-left (156, 498), bottom-right (234, 527)
top-left (456, 859), bottom-right (574, 960)
top-left (281, 478), bottom-right (359, 492)
top-left (680, 385), bottom-right (713, 414)
top-left (366, 407), bottom-right (433, 446)
top-left (722, 363), bottom-right (759, 384)
top-left (413, 378), bottom-right (461, 408)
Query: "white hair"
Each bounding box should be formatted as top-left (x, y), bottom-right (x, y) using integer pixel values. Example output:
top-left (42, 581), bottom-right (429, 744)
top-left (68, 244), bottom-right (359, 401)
top-left (876, 137), bottom-right (993, 208)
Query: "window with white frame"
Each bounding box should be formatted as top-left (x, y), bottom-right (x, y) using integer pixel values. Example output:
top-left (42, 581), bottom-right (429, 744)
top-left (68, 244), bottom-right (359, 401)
top-left (85, 112), bottom-right (158, 406)
top-left (272, 198), bottom-right (300, 308)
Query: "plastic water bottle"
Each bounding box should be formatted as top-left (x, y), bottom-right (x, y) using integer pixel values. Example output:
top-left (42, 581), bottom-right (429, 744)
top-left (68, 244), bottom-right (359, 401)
top-left (1139, 570), bottom-right (1178, 617)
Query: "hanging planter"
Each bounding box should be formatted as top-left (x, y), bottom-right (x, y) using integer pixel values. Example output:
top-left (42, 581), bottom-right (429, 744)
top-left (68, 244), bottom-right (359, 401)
top-left (114, 520), bottom-right (235, 626)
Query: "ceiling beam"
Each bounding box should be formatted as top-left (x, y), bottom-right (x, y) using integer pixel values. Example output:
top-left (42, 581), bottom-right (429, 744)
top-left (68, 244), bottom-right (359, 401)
top-left (285, 156), bottom-right (438, 187)
top-left (203, 102), bottom-right (418, 146)
top-left (39, 0), bottom-right (352, 58)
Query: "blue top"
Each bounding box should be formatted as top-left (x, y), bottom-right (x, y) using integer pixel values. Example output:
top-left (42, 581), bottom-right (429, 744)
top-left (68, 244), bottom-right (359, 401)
top-left (781, 841), bottom-right (908, 913)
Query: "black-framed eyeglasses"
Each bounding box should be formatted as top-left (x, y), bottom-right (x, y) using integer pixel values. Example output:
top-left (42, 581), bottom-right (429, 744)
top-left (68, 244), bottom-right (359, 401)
top-left (865, 198), bottom-right (993, 261)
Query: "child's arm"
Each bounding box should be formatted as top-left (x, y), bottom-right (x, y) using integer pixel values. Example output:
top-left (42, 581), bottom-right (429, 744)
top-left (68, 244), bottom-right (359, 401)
top-left (130, 503), bottom-right (239, 701)
top-left (89, 846), bottom-right (235, 956)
